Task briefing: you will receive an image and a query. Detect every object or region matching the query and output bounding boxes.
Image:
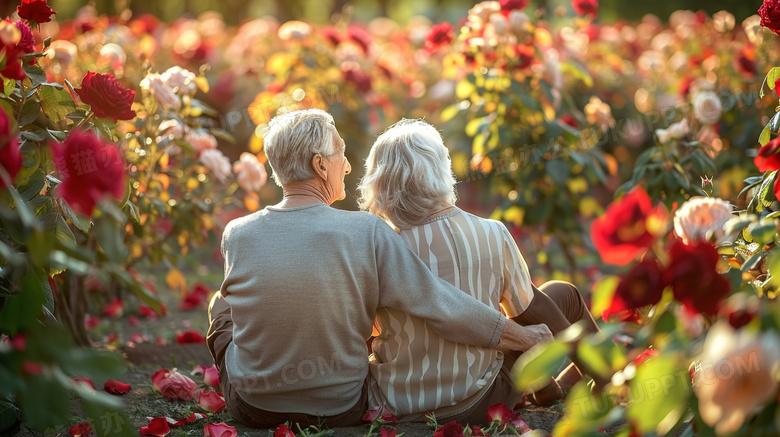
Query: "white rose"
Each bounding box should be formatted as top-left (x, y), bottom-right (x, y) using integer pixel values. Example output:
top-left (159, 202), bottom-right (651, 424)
top-left (673, 196), bottom-right (733, 245)
top-left (98, 43), bottom-right (126, 70)
top-left (161, 66), bottom-right (198, 96)
top-left (655, 128), bottom-right (671, 144)
top-left (667, 119), bottom-right (690, 139)
top-left (232, 153), bottom-right (268, 193)
top-left (509, 10), bottom-right (530, 34)
top-left (489, 13), bottom-right (508, 36)
top-left (141, 74), bottom-right (181, 111)
top-left (693, 91), bottom-right (723, 126)
top-left (694, 322), bottom-right (780, 435)
top-left (199, 149), bottom-right (232, 183)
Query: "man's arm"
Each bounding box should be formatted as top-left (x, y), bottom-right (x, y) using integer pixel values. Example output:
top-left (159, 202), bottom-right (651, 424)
top-left (372, 219), bottom-right (551, 351)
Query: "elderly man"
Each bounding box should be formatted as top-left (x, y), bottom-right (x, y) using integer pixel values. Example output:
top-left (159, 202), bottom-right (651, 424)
top-left (207, 109), bottom-right (552, 428)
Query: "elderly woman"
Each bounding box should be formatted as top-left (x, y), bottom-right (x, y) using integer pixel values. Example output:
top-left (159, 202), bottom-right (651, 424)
top-left (358, 119), bottom-right (600, 424)
top-left (207, 109), bottom-right (552, 428)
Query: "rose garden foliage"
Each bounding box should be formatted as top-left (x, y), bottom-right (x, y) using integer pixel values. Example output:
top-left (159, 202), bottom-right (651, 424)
top-left (1, 0), bottom-right (780, 435)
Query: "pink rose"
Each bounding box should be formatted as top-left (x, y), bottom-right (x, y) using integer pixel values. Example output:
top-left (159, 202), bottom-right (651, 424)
top-left (203, 423), bottom-right (237, 437)
top-left (232, 152), bottom-right (267, 193)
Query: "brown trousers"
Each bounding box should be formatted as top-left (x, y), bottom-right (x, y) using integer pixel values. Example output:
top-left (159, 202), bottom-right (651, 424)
top-left (207, 281), bottom-right (597, 428)
top-left (206, 293), bottom-right (368, 428)
top-left (444, 281), bottom-right (600, 426)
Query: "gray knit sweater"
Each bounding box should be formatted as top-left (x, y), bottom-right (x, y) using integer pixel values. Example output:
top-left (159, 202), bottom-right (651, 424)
top-left (220, 203), bottom-right (506, 416)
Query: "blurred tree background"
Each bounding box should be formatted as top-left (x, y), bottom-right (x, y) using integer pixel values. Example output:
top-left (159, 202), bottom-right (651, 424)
top-left (0, 0), bottom-right (761, 24)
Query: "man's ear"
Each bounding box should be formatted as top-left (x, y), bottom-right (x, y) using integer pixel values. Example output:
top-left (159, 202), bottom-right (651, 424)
top-left (311, 154), bottom-right (328, 180)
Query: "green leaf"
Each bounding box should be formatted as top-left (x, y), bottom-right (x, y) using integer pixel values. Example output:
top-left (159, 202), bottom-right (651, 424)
top-left (0, 273), bottom-right (45, 335)
top-left (511, 341), bottom-right (571, 392)
top-left (440, 104), bottom-right (460, 123)
top-left (747, 219), bottom-right (777, 244)
top-left (576, 336), bottom-right (628, 380)
top-left (552, 380), bottom-right (616, 435)
top-left (22, 64), bottom-right (47, 88)
top-left (759, 124), bottom-right (772, 147)
top-left (17, 98), bottom-right (40, 126)
top-left (58, 199), bottom-right (92, 233)
top-left (1, 77), bottom-right (14, 97)
top-left (124, 201), bottom-right (140, 223)
top-left (94, 217), bottom-right (127, 264)
top-left (39, 86), bottom-right (77, 123)
top-left (18, 377), bottom-right (70, 432)
top-left (61, 349), bottom-right (125, 382)
top-left (767, 67), bottom-right (780, 90)
top-left (560, 60), bottom-right (594, 87)
top-left (626, 356), bottom-right (689, 435)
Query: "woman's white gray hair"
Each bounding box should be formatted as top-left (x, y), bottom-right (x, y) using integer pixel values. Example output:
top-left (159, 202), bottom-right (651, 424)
top-left (358, 119), bottom-right (457, 229)
top-left (263, 109), bottom-right (338, 186)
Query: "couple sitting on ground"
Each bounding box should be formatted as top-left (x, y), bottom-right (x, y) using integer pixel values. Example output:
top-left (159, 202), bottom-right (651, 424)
top-left (207, 109), bottom-right (600, 428)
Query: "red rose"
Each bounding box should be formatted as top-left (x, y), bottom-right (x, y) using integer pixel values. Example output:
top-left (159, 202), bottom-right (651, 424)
top-left (665, 240), bottom-right (730, 315)
top-left (425, 23), bottom-right (455, 52)
top-left (178, 292), bottom-right (203, 310)
top-left (52, 129), bottom-right (127, 216)
top-left (273, 424), bottom-right (295, 437)
top-left (321, 27), bottom-right (341, 46)
top-left (759, 0), bottom-right (780, 37)
top-left (605, 259), bottom-right (665, 319)
top-left (572, 0), bottom-right (598, 17)
top-left (203, 423), bottom-right (237, 437)
top-left (104, 379), bottom-right (131, 395)
top-left (485, 403), bottom-right (514, 424)
top-left (470, 426), bottom-right (485, 436)
top-left (432, 421), bottom-right (464, 437)
top-left (197, 389), bottom-right (226, 413)
top-left (500, 0), bottom-right (528, 11)
top-left (176, 329), bottom-right (205, 344)
top-left (347, 26), bottom-right (371, 54)
top-left (152, 368), bottom-right (198, 401)
top-left (15, 21), bottom-right (35, 54)
top-left (75, 72), bottom-right (136, 122)
top-left (344, 67), bottom-right (372, 93)
top-left (590, 187), bottom-right (668, 266)
top-left (754, 137), bottom-right (780, 172)
top-left (69, 422), bottom-right (92, 437)
top-left (0, 109), bottom-right (21, 190)
top-left (513, 44), bottom-right (535, 69)
top-left (139, 418), bottom-right (170, 437)
top-left (17, 0), bottom-right (57, 24)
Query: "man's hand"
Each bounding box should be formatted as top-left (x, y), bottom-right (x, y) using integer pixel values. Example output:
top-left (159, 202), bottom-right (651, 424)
top-left (496, 321), bottom-right (553, 352)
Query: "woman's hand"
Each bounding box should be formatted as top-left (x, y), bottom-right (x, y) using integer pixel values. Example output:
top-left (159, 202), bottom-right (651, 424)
top-left (496, 321), bottom-right (554, 352)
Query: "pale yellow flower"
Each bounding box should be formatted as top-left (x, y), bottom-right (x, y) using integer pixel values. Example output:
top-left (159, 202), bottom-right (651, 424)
top-left (673, 197), bottom-right (732, 245)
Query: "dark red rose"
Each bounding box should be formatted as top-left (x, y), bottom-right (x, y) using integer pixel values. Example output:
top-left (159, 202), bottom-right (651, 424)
top-left (178, 292), bottom-right (203, 310)
top-left (321, 26), bottom-right (342, 46)
top-left (344, 67), bottom-right (372, 93)
top-left (425, 23), bottom-right (455, 52)
top-left (591, 187), bottom-right (668, 266)
top-left (104, 379), bottom-right (131, 395)
top-left (759, 0), bottom-right (780, 37)
top-left (572, 0), bottom-right (599, 17)
top-left (75, 72), bottom-right (136, 122)
top-left (433, 421), bottom-right (464, 437)
top-left (737, 45), bottom-right (757, 76)
top-left (176, 329), bottom-right (205, 344)
top-left (379, 427), bottom-right (397, 437)
top-left (15, 21), bottom-right (35, 54)
top-left (347, 26), bottom-right (371, 54)
top-left (470, 426), bottom-right (485, 436)
top-left (52, 129), bottom-right (127, 216)
top-left (102, 298), bottom-right (123, 318)
top-left (665, 240), bottom-right (730, 316)
top-left (69, 422), bottom-right (92, 437)
top-left (560, 114), bottom-right (578, 128)
top-left (606, 259), bottom-right (665, 319)
top-left (500, 0), bottom-right (528, 11)
top-left (719, 294), bottom-right (760, 329)
top-left (0, 109), bottom-right (21, 190)
top-left (17, 0), bottom-right (57, 24)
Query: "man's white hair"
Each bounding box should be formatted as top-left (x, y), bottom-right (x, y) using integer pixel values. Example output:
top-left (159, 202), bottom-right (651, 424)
top-left (263, 109), bottom-right (338, 186)
top-left (358, 119), bottom-right (457, 229)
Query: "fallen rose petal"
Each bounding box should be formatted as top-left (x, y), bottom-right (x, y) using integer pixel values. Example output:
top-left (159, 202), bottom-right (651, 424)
top-left (140, 418), bottom-right (170, 437)
top-left (204, 422), bottom-right (237, 437)
top-left (69, 422), bottom-right (92, 437)
top-left (176, 330), bottom-right (205, 344)
top-left (171, 413), bottom-right (207, 426)
top-left (104, 379), bottom-right (131, 395)
top-left (485, 403), bottom-right (514, 424)
top-left (362, 406), bottom-right (398, 424)
top-left (198, 389), bottom-right (226, 413)
top-left (73, 378), bottom-right (96, 391)
top-left (380, 426), bottom-right (397, 437)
